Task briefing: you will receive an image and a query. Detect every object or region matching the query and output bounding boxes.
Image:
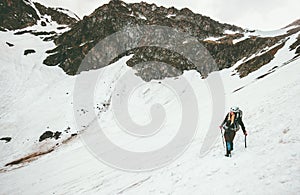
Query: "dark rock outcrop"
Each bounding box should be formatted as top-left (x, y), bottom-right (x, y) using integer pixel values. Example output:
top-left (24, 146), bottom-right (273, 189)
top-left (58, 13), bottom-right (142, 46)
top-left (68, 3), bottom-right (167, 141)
top-left (42, 0), bottom-right (299, 80)
top-left (290, 33), bottom-right (300, 56)
top-left (6, 42), bottom-right (14, 47)
top-left (34, 2), bottom-right (79, 26)
top-left (0, 137), bottom-right (12, 143)
top-left (53, 131), bottom-right (62, 140)
top-left (39, 131), bottom-right (53, 142)
top-left (0, 0), bottom-right (40, 30)
top-left (285, 19), bottom-right (300, 28)
top-left (39, 131), bottom-right (62, 142)
top-left (0, 0), bottom-right (78, 31)
top-left (236, 42), bottom-right (285, 77)
top-left (24, 49), bottom-right (36, 55)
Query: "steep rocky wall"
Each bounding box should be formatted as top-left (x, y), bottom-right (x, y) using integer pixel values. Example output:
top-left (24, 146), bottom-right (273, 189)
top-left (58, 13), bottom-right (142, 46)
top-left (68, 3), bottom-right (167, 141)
top-left (11, 0), bottom-right (295, 81)
top-left (0, 0), bottom-right (78, 31)
top-left (42, 0), bottom-right (244, 78)
top-left (236, 42), bottom-right (286, 77)
top-left (0, 0), bottom-right (40, 31)
top-left (34, 2), bottom-right (78, 26)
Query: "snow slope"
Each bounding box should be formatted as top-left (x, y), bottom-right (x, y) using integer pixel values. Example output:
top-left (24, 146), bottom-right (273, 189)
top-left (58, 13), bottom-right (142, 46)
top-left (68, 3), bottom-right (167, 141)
top-left (0, 21), bottom-right (300, 195)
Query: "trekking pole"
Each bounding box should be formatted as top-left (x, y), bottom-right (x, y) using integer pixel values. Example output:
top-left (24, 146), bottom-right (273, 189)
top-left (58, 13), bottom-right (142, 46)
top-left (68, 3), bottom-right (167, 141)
top-left (244, 135), bottom-right (247, 148)
top-left (219, 126), bottom-right (225, 148)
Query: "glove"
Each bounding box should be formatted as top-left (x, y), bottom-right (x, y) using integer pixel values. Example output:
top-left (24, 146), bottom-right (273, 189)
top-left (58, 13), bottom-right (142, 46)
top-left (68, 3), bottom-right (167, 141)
top-left (244, 130), bottom-right (248, 136)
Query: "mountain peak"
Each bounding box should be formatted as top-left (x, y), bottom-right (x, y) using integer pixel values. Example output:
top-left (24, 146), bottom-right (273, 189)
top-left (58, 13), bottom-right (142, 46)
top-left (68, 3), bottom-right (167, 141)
top-left (0, 0), bottom-right (78, 31)
top-left (285, 19), bottom-right (300, 28)
top-left (43, 0), bottom-right (244, 78)
top-left (6, 0), bottom-right (297, 81)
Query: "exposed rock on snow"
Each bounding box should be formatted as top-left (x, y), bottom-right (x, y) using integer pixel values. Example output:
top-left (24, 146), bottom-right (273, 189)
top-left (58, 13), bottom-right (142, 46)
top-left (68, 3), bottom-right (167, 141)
top-left (0, 137), bottom-right (12, 143)
top-left (5, 42), bottom-right (14, 47)
top-left (24, 49), bottom-right (36, 55)
top-left (39, 131), bottom-right (62, 142)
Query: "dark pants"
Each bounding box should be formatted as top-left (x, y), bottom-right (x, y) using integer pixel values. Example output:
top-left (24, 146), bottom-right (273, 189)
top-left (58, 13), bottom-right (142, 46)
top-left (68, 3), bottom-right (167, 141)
top-left (224, 130), bottom-right (236, 154)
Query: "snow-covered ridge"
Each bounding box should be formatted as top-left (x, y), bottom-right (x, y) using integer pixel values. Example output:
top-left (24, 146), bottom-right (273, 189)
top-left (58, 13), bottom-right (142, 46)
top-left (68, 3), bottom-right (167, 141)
top-left (54, 7), bottom-right (80, 21)
top-left (204, 26), bottom-right (296, 45)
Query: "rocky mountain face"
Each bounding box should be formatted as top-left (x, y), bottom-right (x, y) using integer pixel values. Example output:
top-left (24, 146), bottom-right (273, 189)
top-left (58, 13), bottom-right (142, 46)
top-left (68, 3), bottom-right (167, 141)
top-left (290, 33), bottom-right (300, 55)
top-left (0, 0), bottom-right (39, 31)
top-left (43, 0), bottom-right (244, 79)
top-left (2, 0), bottom-right (300, 80)
top-left (0, 0), bottom-right (78, 31)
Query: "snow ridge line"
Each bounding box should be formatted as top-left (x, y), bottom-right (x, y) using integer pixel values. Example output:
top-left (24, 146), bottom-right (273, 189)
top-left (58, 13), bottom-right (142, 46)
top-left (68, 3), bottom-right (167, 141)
top-left (117, 176), bottom-right (152, 194)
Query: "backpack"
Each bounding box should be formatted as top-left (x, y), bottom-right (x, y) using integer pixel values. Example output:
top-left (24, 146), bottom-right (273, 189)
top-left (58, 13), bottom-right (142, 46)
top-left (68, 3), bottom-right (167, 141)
top-left (223, 110), bottom-right (243, 131)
